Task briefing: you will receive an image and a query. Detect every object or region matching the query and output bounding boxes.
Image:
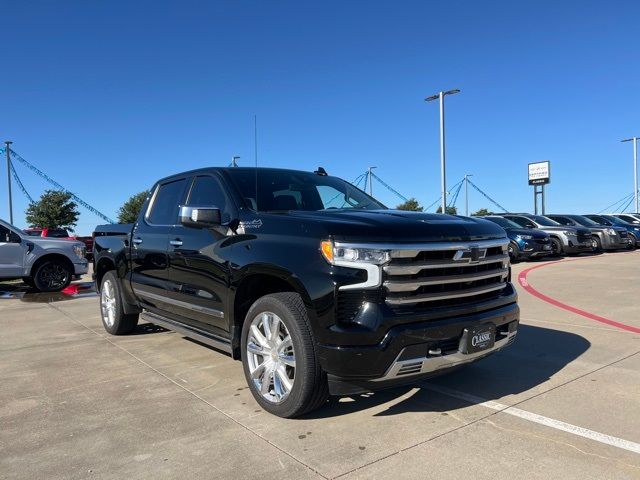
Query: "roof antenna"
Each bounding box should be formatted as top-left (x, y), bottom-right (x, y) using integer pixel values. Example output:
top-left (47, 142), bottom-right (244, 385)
top-left (254, 114), bottom-right (259, 211)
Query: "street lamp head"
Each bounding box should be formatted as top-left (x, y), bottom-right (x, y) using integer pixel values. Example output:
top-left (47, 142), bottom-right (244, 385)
top-left (425, 89), bottom-right (461, 102)
top-left (621, 138), bottom-right (638, 143)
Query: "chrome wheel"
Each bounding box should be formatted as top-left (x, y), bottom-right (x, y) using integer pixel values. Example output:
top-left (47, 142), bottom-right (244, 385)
top-left (246, 311), bottom-right (296, 404)
top-left (101, 280), bottom-right (117, 328)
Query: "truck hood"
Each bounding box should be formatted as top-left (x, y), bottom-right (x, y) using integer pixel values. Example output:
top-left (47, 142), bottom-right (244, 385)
top-left (261, 210), bottom-right (506, 243)
top-left (22, 236), bottom-right (84, 249)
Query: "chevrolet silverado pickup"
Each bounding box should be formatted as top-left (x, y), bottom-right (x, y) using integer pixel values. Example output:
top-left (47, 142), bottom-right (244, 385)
top-left (93, 167), bottom-right (519, 418)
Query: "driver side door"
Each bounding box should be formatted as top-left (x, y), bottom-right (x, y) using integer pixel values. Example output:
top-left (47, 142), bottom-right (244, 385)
top-left (0, 225), bottom-right (26, 278)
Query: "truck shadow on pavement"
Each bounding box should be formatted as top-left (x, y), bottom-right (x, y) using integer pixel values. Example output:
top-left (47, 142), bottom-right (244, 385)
top-left (306, 324), bottom-right (591, 418)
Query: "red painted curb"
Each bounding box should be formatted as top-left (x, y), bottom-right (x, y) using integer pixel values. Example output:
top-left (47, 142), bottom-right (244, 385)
top-left (518, 254), bottom-right (640, 334)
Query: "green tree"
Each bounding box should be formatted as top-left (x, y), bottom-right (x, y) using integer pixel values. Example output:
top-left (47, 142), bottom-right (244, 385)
top-left (436, 205), bottom-right (458, 215)
top-left (25, 190), bottom-right (79, 230)
top-left (396, 198), bottom-right (424, 211)
top-left (472, 208), bottom-right (492, 216)
top-left (117, 191), bottom-right (149, 224)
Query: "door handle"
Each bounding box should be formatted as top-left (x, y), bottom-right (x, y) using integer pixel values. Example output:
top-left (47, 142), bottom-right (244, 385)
top-left (133, 237), bottom-right (143, 245)
top-left (170, 239), bottom-right (183, 247)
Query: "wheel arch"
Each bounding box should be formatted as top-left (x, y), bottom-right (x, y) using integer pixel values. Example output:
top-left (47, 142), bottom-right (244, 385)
top-left (95, 256), bottom-right (117, 292)
top-left (30, 253), bottom-right (74, 279)
top-left (230, 265), bottom-right (314, 359)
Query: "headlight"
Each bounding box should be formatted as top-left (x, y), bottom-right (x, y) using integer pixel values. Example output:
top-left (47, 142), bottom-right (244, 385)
top-left (72, 245), bottom-right (86, 259)
top-left (563, 230), bottom-right (576, 236)
top-left (605, 228), bottom-right (616, 235)
top-left (516, 234), bottom-right (533, 240)
top-left (321, 241), bottom-right (389, 265)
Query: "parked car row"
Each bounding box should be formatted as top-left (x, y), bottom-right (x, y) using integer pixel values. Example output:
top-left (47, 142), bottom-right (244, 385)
top-left (474, 212), bottom-right (639, 262)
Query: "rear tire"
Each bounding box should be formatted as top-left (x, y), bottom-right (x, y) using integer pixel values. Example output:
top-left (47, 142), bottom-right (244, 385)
top-left (99, 271), bottom-right (139, 335)
top-left (550, 237), bottom-right (563, 257)
top-left (32, 259), bottom-right (72, 292)
top-left (241, 292), bottom-right (328, 418)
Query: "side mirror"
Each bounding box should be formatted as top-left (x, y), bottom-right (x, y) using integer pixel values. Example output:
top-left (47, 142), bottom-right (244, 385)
top-left (525, 223), bottom-right (535, 229)
top-left (179, 206), bottom-right (221, 229)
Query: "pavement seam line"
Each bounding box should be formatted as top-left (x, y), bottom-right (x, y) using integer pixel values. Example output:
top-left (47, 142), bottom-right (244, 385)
top-left (47, 303), bottom-right (329, 480)
top-left (424, 384), bottom-right (640, 454)
top-left (334, 348), bottom-right (640, 478)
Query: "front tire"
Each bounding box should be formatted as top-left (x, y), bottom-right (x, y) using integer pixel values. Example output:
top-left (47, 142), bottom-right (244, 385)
top-left (627, 233), bottom-right (637, 250)
top-left (508, 242), bottom-right (520, 263)
top-left (591, 236), bottom-right (602, 253)
top-left (32, 259), bottom-right (72, 292)
top-left (100, 271), bottom-right (139, 335)
top-left (550, 237), bottom-right (563, 257)
top-left (241, 292), bottom-right (328, 418)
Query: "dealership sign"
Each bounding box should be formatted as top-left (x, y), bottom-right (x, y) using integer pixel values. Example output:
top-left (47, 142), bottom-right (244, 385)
top-left (528, 161), bottom-right (550, 185)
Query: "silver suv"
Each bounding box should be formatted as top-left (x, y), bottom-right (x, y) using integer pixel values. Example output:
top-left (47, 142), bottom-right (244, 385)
top-left (0, 218), bottom-right (89, 292)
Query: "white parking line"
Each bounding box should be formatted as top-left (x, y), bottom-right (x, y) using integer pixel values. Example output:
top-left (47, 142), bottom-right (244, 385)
top-left (425, 384), bottom-right (640, 455)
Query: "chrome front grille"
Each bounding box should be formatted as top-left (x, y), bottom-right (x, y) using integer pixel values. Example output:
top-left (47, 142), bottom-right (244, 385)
top-left (383, 239), bottom-right (509, 307)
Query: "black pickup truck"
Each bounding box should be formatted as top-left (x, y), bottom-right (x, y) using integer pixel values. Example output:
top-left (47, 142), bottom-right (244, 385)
top-left (93, 167), bottom-right (519, 417)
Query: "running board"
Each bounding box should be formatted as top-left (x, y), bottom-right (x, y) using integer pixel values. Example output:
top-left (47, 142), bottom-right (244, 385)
top-left (141, 311), bottom-right (233, 354)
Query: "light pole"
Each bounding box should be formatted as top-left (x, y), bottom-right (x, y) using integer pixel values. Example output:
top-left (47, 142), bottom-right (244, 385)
top-left (621, 137), bottom-right (639, 213)
top-left (464, 174), bottom-right (473, 216)
top-left (425, 89), bottom-right (461, 213)
top-left (5, 141), bottom-right (13, 224)
top-left (367, 166), bottom-right (377, 196)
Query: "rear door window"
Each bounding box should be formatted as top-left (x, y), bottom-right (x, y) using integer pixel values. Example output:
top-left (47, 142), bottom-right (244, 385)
top-left (147, 178), bottom-right (188, 225)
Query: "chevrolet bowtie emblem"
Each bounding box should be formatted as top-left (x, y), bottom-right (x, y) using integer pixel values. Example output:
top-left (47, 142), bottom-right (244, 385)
top-left (453, 246), bottom-right (487, 263)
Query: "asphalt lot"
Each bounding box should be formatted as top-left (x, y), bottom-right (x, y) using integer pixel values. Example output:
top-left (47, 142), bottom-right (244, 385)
top-left (1, 252), bottom-right (639, 479)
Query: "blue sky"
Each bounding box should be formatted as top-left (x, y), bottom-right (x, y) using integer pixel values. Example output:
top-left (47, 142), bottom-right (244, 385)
top-left (1, 1), bottom-right (639, 233)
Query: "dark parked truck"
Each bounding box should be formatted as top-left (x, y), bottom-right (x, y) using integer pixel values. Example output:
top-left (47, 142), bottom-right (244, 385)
top-left (93, 167), bottom-right (519, 417)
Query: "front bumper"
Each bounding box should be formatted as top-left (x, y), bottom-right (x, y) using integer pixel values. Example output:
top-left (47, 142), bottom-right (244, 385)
top-left (74, 261), bottom-right (89, 276)
top-left (601, 235), bottom-right (631, 250)
top-left (318, 300), bottom-right (519, 395)
top-left (562, 239), bottom-right (592, 253)
top-left (520, 240), bottom-right (553, 258)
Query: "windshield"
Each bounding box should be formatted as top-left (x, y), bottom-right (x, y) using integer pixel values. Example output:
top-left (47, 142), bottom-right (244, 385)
top-left (484, 216), bottom-right (521, 229)
top-left (602, 215), bottom-right (630, 226)
top-left (530, 215), bottom-right (560, 226)
top-left (567, 215), bottom-right (598, 227)
top-left (586, 215), bottom-right (612, 226)
top-left (226, 169), bottom-right (387, 212)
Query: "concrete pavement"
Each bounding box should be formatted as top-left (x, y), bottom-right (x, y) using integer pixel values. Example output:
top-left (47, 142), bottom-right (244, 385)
top-left (1, 252), bottom-right (639, 479)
